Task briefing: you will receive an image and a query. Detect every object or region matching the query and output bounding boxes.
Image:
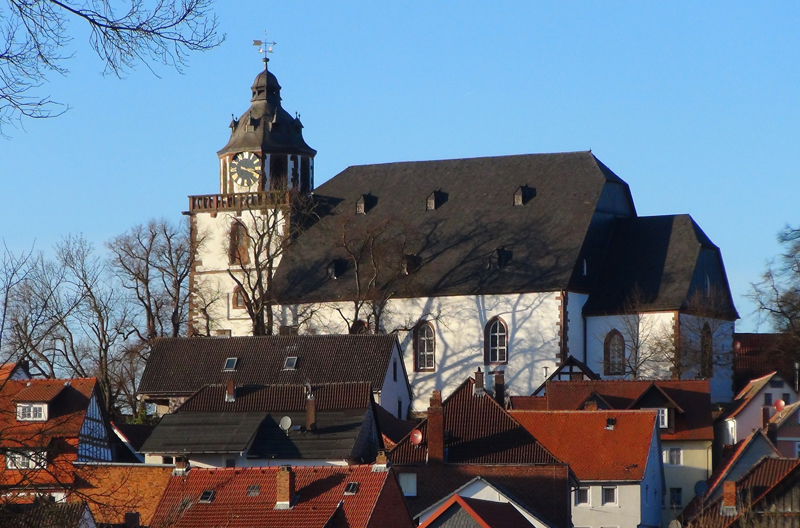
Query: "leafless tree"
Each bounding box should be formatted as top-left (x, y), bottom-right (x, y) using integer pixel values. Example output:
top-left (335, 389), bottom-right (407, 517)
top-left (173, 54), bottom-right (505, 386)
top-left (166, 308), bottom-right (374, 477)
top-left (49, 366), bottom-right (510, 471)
top-left (0, 0), bottom-right (222, 134)
top-left (0, 243), bottom-right (33, 356)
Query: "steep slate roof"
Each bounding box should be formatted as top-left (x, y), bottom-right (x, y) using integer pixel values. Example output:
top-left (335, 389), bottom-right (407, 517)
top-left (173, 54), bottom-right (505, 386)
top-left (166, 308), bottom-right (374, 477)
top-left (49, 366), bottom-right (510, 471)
top-left (274, 152), bottom-right (634, 302)
top-left (149, 465), bottom-right (413, 528)
top-left (138, 335), bottom-right (402, 397)
top-left (517, 379), bottom-right (714, 441)
top-left (582, 214), bottom-right (738, 317)
top-left (419, 495), bottom-right (536, 528)
top-left (509, 410), bottom-right (656, 482)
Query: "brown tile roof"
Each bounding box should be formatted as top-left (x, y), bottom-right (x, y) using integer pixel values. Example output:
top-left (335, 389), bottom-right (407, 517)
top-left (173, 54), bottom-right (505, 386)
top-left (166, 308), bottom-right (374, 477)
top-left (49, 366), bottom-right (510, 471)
top-left (12, 381), bottom-right (67, 403)
top-left (139, 335), bottom-right (404, 397)
top-left (418, 495), bottom-right (535, 528)
top-left (70, 463), bottom-right (173, 526)
top-left (149, 465), bottom-right (413, 528)
top-left (390, 378), bottom-right (561, 465)
top-left (515, 379), bottom-right (714, 441)
top-left (177, 382), bottom-right (373, 413)
top-left (509, 410), bottom-right (656, 481)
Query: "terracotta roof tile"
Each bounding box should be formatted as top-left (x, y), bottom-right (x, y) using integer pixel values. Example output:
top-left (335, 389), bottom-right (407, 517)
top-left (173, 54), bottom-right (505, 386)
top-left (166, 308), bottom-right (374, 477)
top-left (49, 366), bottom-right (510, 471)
top-left (12, 381), bottom-right (68, 403)
top-left (509, 410), bottom-right (656, 481)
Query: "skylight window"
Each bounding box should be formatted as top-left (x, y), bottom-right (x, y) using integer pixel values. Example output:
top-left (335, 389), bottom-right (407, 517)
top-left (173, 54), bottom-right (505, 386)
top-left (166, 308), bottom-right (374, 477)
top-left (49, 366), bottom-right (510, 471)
top-left (223, 357), bottom-right (238, 371)
top-left (246, 485), bottom-right (261, 497)
top-left (198, 490), bottom-right (216, 503)
top-left (344, 482), bottom-right (360, 495)
top-left (283, 357), bottom-right (298, 370)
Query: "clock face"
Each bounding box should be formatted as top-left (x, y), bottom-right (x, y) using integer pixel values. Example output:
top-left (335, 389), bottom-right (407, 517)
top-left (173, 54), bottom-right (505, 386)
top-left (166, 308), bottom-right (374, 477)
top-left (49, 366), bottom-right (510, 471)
top-left (230, 152), bottom-right (262, 188)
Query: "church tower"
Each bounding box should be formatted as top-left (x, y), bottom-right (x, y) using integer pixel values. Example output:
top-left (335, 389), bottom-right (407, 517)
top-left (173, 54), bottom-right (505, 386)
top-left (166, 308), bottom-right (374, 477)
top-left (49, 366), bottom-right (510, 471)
top-left (187, 60), bottom-right (315, 336)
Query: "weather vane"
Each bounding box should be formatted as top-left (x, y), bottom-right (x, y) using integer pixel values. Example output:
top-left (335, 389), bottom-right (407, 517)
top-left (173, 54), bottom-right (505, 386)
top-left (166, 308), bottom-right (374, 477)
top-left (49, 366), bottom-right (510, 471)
top-left (253, 30), bottom-right (276, 65)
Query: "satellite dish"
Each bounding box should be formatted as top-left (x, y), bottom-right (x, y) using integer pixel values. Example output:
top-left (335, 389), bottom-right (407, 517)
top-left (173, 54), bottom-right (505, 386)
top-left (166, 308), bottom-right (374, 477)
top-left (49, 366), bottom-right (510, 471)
top-left (694, 480), bottom-right (709, 497)
top-left (279, 416), bottom-right (292, 432)
top-left (410, 429), bottom-right (423, 446)
top-left (775, 399), bottom-right (786, 412)
top-left (669, 520), bottom-right (682, 528)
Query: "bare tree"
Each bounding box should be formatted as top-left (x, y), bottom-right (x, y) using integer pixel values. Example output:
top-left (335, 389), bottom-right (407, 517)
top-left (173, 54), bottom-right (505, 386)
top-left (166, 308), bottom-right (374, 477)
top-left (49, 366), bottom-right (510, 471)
top-left (0, 243), bottom-right (32, 356)
top-left (1, 0), bottom-right (222, 133)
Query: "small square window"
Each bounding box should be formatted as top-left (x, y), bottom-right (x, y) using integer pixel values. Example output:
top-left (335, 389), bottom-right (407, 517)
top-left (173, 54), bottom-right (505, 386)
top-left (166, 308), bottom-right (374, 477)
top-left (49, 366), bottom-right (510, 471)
top-left (575, 487), bottom-right (590, 506)
top-left (283, 357), bottom-right (298, 370)
top-left (770, 379), bottom-right (785, 388)
top-left (783, 393), bottom-right (791, 404)
top-left (246, 485), bottom-right (261, 497)
top-left (344, 482), bottom-right (360, 495)
top-left (601, 486), bottom-right (617, 506)
top-left (162, 456), bottom-right (174, 465)
top-left (223, 357), bottom-right (238, 371)
top-left (198, 490), bottom-right (216, 503)
top-left (398, 473), bottom-right (417, 497)
top-left (765, 393), bottom-right (773, 406)
top-left (669, 487), bottom-right (682, 508)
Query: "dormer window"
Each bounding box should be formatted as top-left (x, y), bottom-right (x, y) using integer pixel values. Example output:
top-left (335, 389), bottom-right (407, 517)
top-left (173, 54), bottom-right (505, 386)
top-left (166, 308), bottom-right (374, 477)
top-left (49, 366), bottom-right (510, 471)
top-left (426, 191), bottom-right (447, 211)
top-left (402, 254), bottom-right (422, 275)
top-left (283, 357), bottom-right (298, 370)
top-left (16, 403), bottom-right (46, 421)
top-left (327, 259), bottom-right (345, 280)
top-left (657, 408), bottom-right (669, 428)
top-left (6, 450), bottom-right (46, 470)
top-left (356, 196), bottom-right (366, 215)
top-left (490, 248), bottom-right (512, 269)
top-left (223, 357), bottom-right (238, 371)
top-left (426, 193), bottom-right (436, 211)
top-left (513, 185), bottom-right (535, 206)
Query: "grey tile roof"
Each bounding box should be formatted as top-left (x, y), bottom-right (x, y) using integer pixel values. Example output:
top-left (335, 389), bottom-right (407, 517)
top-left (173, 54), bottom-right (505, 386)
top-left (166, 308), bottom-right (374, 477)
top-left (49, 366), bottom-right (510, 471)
top-left (273, 152), bottom-right (633, 302)
top-left (141, 411), bottom-right (267, 454)
top-left (138, 335), bottom-right (399, 396)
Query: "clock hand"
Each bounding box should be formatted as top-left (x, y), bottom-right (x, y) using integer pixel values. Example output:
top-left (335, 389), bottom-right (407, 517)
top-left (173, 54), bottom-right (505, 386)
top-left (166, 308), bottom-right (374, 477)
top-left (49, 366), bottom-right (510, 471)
top-left (243, 167), bottom-right (261, 175)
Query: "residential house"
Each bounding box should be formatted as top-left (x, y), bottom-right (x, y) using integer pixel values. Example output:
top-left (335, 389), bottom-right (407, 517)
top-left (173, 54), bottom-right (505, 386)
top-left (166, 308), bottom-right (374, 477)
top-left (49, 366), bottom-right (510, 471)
top-left (509, 410), bottom-right (664, 528)
top-left (0, 362), bottom-right (30, 382)
top-left (509, 379), bottom-right (714, 526)
top-left (140, 382), bottom-right (382, 468)
top-left (531, 355), bottom-right (600, 395)
top-left (389, 373), bottom-right (575, 528)
top-left (148, 463), bottom-right (414, 528)
top-left (681, 457), bottom-right (800, 527)
top-left (767, 400), bottom-right (800, 458)
top-left (0, 378), bottom-right (113, 501)
top-left (138, 335), bottom-right (412, 419)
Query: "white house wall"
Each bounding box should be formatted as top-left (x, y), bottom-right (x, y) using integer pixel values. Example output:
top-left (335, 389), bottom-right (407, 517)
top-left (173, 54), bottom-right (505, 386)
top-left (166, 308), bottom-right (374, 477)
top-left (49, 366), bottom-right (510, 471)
top-left (377, 345), bottom-right (412, 419)
top-left (571, 482), bottom-right (643, 528)
top-left (640, 426), bottom-right (664, 528)
top-left (730, 377), bottom-right (798, 444)
top-left (280, 292), bottom-right (562, 411)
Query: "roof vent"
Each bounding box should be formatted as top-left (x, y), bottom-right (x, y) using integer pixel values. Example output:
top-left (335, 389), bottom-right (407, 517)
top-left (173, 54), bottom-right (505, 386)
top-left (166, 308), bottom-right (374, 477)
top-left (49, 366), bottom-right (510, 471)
top-left (246, 484), bottom-right (261, 497)
top-left (283, 357), bottom-right (298, 370)
top-left (223, 357), bottom-right (238, 371)
top-left (513, 185), bottom-right (536, 206)
top-left (402, 254), bottom-right (422, 275)
top-left (426, 190), bottom-right (447, 211)
top-left (344, 482), bottom-right (360, 495)
top-left (198, 490), bottom-right (216, 503)
top-left (605, 417), bottom-right (616, 430)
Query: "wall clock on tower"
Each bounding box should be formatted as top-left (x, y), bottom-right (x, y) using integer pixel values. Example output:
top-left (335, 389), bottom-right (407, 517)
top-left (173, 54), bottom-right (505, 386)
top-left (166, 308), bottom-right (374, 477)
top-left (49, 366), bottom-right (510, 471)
top-left (230, 151), bottom-right (262, 188)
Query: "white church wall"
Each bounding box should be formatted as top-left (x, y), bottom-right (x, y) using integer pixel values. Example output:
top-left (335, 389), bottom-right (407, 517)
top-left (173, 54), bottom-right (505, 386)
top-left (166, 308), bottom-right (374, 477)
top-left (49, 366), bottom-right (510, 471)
top-left (565, 292), bottom-right (589, 364)
top-left (679, 314), bottom-right (734, 402)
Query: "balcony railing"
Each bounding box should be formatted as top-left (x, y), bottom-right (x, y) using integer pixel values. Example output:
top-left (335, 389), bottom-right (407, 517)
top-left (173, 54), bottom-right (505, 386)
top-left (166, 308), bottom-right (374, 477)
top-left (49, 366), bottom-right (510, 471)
top-left (189, 192), bottom-right (289, 213)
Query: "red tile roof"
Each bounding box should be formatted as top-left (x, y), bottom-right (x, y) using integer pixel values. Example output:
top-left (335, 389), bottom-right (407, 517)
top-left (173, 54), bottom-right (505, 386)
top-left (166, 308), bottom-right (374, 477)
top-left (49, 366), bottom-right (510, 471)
top-left (514, 379), bottom-right (713, 441)
top-left (149, 465), bottom-right (414, 528)
top-left (12, 382), bottom-right (67, 403)
top-left (418, 495), bottom-right (535, 528)
top-left (509, 410), bottom-right (657, 481)
top-left (390, 378), bottom-right (561, 465)
top-left (506, 396), bottom-right (547, 410)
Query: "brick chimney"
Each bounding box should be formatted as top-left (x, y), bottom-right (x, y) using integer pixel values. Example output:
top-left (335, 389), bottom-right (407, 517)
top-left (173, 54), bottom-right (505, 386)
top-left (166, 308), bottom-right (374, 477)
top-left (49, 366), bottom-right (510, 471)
top-left (225, 378), bottom-right (235, 403)
top-left (473, 367), bottom-right (485, 396)
top-left (427, 390), bottom-right (444, 465)
top-left (306, 392), bottom-right (316, 431)
top-left (373, 450), bottom-right (389, 472)
top-left (494, 371), bottom-right (505, 407)
top-left (721, 480), bottom-right (737, 516)
top-left (275, 465), bottom-right (295, 509)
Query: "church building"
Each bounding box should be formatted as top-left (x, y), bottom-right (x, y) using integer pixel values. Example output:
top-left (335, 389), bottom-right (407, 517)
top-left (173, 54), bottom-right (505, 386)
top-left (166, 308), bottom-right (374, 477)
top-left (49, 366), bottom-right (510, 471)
top-left (186, 62), bottom-right (739, 411)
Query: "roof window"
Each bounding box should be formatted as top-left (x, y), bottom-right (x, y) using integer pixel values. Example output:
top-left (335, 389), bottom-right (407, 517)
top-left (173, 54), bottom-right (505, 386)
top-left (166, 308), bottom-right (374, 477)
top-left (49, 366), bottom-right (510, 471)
top-left (605, 417), bottom-right (616, 430)
top-left (426, 190), bottom-right (447, 211)
top-left (402, 254), bottom-right (422, 275)
top-left (198, 490), bottom-right (216, 503)
top-left (513, 185), bottom-right (536, 206)
top-left (355, 194), bottom-right (377, 215)
top-left (246, 485), bottom-right (261, 497)
top-left (344, 482), bottom-right (360, 495)
top-left (223, 357), bottom-right (238, 371)
top-left (283, 357), bottom-right (298, 370)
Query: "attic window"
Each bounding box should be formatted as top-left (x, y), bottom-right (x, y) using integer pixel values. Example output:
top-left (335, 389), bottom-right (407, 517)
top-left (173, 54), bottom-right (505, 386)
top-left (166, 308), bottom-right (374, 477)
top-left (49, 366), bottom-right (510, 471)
top-left (426, 191), bottom-right (446, 211)
top-left (513, 185), bottom-right (535, 206)
top-left (223, 357), bottom-right (238, 371)
top-left (605, 417), bottom-right (616, 430)
top-left (198, 490), bottom-right (216, 503)
top-left (327, 259), bottom-right (345, 280)
top-left (490, 248), bottom-right (512, 270)
top-left (356, 196), bottom-right (366, 215)
top-left (426, 193), bottom-right (436, 211)
top-left (16, 403), bottom-right (47, 421)
top-left (402, 254), bottom-right (422, 275)
top-left (283, 357), bottom-right (298, 370)
top-left (246, 485), bottom-right (261, 497)
top-left (344, 482), bottom-right (360, 495)
top-left (582, 259), bottom-right (587, 276)
top-left (657, 408), bottom-right (669, 428)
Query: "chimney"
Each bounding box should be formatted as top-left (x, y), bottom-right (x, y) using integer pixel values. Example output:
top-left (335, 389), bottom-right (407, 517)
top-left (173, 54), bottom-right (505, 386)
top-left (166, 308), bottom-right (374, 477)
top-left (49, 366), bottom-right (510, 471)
top-left (427, 390), bottom-right (444, 465)
top-left (225, 378), bottom-right (235, 403)
top-left (275, 465), bottom-right (295, 509)
top-left (373, 450), bottom-right (389, 472)
top-left (721, 481), bottom-right (737, 516)
top-left (494, 371), bottom-right (505, 407)
top-left (473, 367), bottom-right (485, 396)
top-left (172, 456), bottom-right (188, 476)
top-left (306, 392), bottom-right (316, 431)
top-left (124, 512), bottom-right (140, 528)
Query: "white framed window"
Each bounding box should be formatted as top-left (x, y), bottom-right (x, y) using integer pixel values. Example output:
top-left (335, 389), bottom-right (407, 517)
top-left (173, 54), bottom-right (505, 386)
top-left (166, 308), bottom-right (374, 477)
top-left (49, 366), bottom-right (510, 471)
top-left (6, 450), bottom-right (46, 470)
top-left (657, 408), bottom-right (669, 429)
top-left (601, 486), bottom-right (617, 506)
top-left (575, 487), bottom-right (590, 506)
top-left (664, 447), bottom-right (682, 465)
top-left (485, 317), bottom-right (508, 364)
top-left (415, 322), bottom-right (435, 371)
top-left (16, 403), bottom-right (47, 421)
top-left (398, 472), bottom-right (417, 497)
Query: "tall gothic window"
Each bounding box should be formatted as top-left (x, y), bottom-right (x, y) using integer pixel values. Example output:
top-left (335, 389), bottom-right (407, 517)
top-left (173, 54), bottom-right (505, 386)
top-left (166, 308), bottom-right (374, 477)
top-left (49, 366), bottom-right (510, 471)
top-left (700, 323), bottom-right (713, 378)
top-left (604, 330), bottom-right (625, 375)
top-left (415, 322), bottom-right (435, 371)
top-left (485, 317), bottom-right (508, 364)
top-left (229, 222), bottom-right (249, 265)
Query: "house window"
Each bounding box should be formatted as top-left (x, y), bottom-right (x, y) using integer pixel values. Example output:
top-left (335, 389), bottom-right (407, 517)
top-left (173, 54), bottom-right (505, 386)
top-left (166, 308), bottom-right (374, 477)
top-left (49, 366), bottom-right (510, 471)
top-left (283, 357), bottom-right (298, 370)
top-left (229, 221), bottom-right (250, 265)
top-left (393, 359), bottom-right (398, 382)
top-left (604, 330), bottom-right (625, 375)
top-left (657, 408), bottom-right (669, 429)
top-left (198, 490), bottom-right (216, 503)
top-left (765, 393), bottom-right (773, 406)
top-left (223, 357), bottom-right (238, 371)
top-left (669, 487), bottom-right (682, 508)
top-left (162, 456), bottom-right (174, 465)
top-left (485, 317), bottom-right (508, 364)
top-left (575, 487), bottom-right (590, 506)
top-left (770, 379), bottom-right (785, 388)
top-left (398, 473), bottom-right (417, 497)
top-left (16, 403), bottom-right (47, 421)
top-left (783, 393), bottom-right (791, 404)
top-left (601, 486), bottom-right (617, 506)
top-left (700, 323), bottom-right (713, 378)
top-left (415, 322), bottom-right (435, 371)
top-left (246, 485), bottom-right (261, 497)
top-left (665, 447), bottom-right (682, 466)
top-left (6, 450), bottom-right (46, 470)
top-left (232, 287), bottom-right (246, 309)
top-left (397, 398), bottom-right (403, 419)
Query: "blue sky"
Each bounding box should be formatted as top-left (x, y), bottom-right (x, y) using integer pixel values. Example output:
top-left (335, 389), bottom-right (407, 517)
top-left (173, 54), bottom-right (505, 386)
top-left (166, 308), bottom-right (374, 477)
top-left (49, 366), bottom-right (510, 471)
top-left (2, 2), bottom-right (799, 332)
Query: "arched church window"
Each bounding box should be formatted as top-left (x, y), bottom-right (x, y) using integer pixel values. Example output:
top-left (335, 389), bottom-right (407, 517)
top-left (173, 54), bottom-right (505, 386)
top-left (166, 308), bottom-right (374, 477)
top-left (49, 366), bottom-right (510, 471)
top-left (232, 286), bottom-right (246, 309)
top-left (484, 317), bottom-right (508, 364)
top-left (700, 323), bottom-right (713, 378)
top-left (415, 322), bottom-right (436, 371)
top-left (604, 330), bottom-right (625, 375)
top-left (229, 222), bottom-right (249, 265)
